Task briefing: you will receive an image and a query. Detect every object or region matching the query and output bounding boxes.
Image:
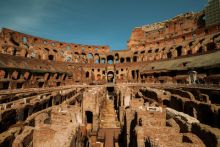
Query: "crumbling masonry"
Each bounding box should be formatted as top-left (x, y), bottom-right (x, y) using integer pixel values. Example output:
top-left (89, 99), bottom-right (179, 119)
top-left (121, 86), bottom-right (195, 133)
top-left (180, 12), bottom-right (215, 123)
top-left (0, 4), bottom-right (220, 147)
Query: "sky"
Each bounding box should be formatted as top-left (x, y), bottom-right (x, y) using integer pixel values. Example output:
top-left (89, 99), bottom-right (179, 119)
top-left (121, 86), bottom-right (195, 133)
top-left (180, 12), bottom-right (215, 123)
top-left (0, 0), bottom-right (207, 50)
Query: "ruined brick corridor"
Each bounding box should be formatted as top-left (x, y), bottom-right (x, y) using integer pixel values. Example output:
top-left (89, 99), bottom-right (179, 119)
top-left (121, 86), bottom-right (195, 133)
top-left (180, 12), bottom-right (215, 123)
top-left (1, 84), bottom-right (220, 147)
top-left (1, 1), bottom-right (220, 147)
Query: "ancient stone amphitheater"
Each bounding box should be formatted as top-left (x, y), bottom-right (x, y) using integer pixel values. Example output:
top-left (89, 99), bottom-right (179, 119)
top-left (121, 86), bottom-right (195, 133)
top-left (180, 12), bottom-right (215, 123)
top-left (0, 3), bottom-right (220, 147)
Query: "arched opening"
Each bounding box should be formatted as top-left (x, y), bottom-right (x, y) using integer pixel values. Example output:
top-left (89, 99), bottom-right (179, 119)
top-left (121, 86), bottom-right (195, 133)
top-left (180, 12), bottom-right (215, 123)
top-left (120, 58), bottom-right (125, 63)
top-left (65, 56), bottom-right (72, 62)
top-left (107, 71), bottom-right (114, 83)
top-left (53, 49), bottom-right (58, 53)
top-left (85, 111), bottom-right (93, 123)
top-left (197, 14), bottom-right (206, 28)
top-left (207, 42), bottom-right (216, 51)
top-left (23, 107), bottom-right (30, 121)
top-left (0, 70), bottom-right (7, 79)
top-left (22, 36), bottom-right (28, 44)
top-left (188, 71), bottom-right (197, 84)
top-left (87, 53), bottom-right (93, 60)
top-left (95, 59), bottom-right (99, 63)
top-left (24, 72), bottom-right (31, 80)
top-left (44, 48), bottom-right (49, 54)
top-left (12, 71), bottom-right (20, 80)
top-left (188, 50), bottom-right (192, 55)
top-left (115, 53), bottom-right (119, 63)
top-left (197, 46), bottom-right (204, 53)
top-left (86, 71), bottom-right (90, 78)
top-left (148, 50), bottom-right (152, 53)
top-left (133, 56), bottom-right (138, 62)
top-left (38, 82), bottom-right (44, 88)
top-left (167, 52), bottom-right (172, 58)
top-left (81, 53), bottom-right (86, 58)
top-left (107, 55), bottom-right (114, 64)
top-left (134, 51), bottom-right (138, 55)
top-left (176, 46), bottom-right (182, 57)
top-left (189, 41), bottom-right (193, 47)
top-left (126, 57), bottom-right (131, 62)
top-left (101, 58), bottom-right (106, 64)
top-left (13, 48), bottom-right (17, 56)
top-left (141, 50), bottom-right (145, 54)
top-left (48, 55), bottom-right (54, 61)
top-left (132, 70), bottom-right (135, 79)
top-left (94, 53), bottom-right (100, 63)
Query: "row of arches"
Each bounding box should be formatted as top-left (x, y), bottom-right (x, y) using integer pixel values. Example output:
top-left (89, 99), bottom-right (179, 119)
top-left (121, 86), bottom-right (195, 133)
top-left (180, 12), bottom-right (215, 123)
top-left (1, 41), bottom-right (218, 64)
top-left (0, 69), bottom-right (68, 90)
top-left (85, 70), bottom-right (115, 83)
top-left (21, 35), bottom-right (108, 52)
top-left (81, 39), bottom-right (218, 64)
top-left (1, 31), bottom-right (219, 64)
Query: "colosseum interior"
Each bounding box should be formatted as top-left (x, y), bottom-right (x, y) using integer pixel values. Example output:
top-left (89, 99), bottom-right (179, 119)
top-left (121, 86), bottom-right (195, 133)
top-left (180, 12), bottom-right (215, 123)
top-left (0, 2), bottom-right (220, 147)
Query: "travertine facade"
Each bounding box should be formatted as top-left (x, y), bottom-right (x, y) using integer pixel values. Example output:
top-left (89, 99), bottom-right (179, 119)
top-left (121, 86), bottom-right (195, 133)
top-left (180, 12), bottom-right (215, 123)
top-left (0, 3), bottom-right (220, 147)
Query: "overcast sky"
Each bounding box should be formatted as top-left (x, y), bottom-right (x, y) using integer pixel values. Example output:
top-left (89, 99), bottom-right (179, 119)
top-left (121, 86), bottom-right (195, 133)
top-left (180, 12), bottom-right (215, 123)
top-left (0, 0), bottom-right (207, 50)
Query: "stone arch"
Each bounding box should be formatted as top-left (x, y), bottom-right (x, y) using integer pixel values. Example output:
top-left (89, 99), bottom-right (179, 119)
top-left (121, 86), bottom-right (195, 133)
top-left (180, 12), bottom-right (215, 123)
top-left (134, 51), bottom-right (138, 55)
top-left (176, 46), bottom-right (182, 57)
top-left (87, 53), bottom-right (93, 60)
top-left (133, 56), bottom-right (138, 62)
top-left (120, 57), bottom-right (125, 63)
top-left (24, 71), bottom-right (31, 80)
top-left (101, 58), bottom-right (106, 64)
top-left (107, 71), bottom-right (114, 83)
top-left (0, 69), bottom-right (7, 79)
top-left (148, 49), bottom-right (152, 53)
top-left (85, 111), bottom-right (93, 123)
top-left (86, 71), bottom-right (90, 78)
top-left (81, 52), bottom-right (87, 62)
top-left (94, 53), bottom-right (100, 63)
top-left (197, 45), bottom-right (205, 53)
top-left (167, 51), bottom-right (172, 59)
top-left (22, 36), bottom-right (28, 44)
top-left (126, 57), bottom-right (131, 62)
top-left (65, 56), bottom-right (72, 62)
top-left (206, 42), bottom-right (216, 51)
top-left (48, 55), bottom-right (54, 61)
top-left (11, 70), bottom-right (20, 80)
top-left (107, 55), bottom-right (114, 64)
top-left (197, 14), bottom-right (206, 28)
top-left (81, 52), bottom-right (86, 57)
top-left (115, 53), bottom-right (119, 63)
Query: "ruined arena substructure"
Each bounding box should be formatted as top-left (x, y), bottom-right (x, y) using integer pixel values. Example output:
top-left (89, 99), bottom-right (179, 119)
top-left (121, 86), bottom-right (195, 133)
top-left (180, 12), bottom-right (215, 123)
top-left (0, 1), bottom-right (220, 147)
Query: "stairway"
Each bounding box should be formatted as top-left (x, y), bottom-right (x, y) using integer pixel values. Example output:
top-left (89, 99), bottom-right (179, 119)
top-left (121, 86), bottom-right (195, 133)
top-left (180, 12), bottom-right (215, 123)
top-left (100, 99), bottom-right (120, 128)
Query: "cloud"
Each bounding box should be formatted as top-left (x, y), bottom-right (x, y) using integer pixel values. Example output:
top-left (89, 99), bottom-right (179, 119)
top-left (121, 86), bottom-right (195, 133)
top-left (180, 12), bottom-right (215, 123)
top-left (0, 0), bottom-right (53, 32)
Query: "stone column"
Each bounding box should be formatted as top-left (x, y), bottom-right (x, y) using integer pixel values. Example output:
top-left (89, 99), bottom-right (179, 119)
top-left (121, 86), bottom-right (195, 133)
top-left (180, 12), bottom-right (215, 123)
top-left (135, 126), bottom-right (145, 147)
top-left (92, 114), bottom-right (99, 132)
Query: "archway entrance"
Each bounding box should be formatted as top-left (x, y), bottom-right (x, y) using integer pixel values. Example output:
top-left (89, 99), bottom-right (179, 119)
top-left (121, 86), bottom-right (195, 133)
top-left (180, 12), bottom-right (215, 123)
top-left (85, 111), bottom-right (93, 124)
top-left (188, 71), bottom-right (197, 84)
top-left (107, 71), bottom-right (114, 83)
